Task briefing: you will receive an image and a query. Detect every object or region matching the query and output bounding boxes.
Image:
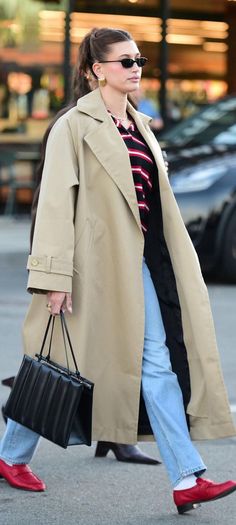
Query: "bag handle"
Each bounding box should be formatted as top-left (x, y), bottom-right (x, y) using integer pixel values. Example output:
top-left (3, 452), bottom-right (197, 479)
top-left (38, 312), bottom-right (80, 376)
top-left (39, 314), bottom-right (54, 355)
top-left (60, 311), bottom-right (80, 375)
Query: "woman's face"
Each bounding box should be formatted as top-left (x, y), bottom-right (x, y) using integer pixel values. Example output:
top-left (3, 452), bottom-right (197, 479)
top-left (92, 40), bottom-right (143, 94)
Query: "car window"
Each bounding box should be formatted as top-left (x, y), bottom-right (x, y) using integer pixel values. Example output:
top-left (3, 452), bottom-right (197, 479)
top-left (213, 124), bottom-right (236, 145)
top-left (161, 98), bottom-right (236, 146)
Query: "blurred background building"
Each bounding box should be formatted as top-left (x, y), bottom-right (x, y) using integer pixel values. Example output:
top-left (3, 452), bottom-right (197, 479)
top-left (1, 0), bottom-right (236, 214)
top-left (1, 0), bottom-right (236, 125)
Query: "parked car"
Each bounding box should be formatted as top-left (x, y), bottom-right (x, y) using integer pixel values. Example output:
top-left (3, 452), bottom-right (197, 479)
top-left (159, 96), bottom-right (236, 281)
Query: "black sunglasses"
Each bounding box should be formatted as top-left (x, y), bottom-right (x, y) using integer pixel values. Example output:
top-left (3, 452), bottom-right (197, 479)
top-left (99, 57), bottom-right (148, 68)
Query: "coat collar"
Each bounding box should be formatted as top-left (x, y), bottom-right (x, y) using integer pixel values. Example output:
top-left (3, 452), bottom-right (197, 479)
top-left (76, 88), bottom-right (152, 127)
top-left (76, 89), bottom-right (167, 233)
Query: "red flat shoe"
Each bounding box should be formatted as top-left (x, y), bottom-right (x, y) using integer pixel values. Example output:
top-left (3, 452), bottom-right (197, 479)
top-left (174, 477), bottom-right (236, 514)
top-left (0, 459), bottom-right (46, 492)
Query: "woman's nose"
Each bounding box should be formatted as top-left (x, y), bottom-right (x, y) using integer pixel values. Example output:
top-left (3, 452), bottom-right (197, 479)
top-left (132, 61), bottom-right (139, 71)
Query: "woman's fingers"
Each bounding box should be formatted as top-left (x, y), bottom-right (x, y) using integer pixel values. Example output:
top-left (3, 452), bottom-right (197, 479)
top-left (47, 291), bottom-right (66, 315)
top-left (46, 292), bottom-right (73, 315)
top-left (65, 293), bottom-right (73, 313)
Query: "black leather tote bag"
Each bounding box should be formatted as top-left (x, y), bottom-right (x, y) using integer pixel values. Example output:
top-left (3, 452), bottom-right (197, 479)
top-left (4, 312), bottom-right (94, 448)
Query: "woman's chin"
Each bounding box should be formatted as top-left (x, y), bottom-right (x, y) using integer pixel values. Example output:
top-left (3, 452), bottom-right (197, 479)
top-left (126, 84), bottom-right (140, 94)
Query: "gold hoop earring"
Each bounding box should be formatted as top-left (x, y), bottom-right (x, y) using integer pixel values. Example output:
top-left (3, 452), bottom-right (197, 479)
top-left (98, 77), bottom-right (106, 87)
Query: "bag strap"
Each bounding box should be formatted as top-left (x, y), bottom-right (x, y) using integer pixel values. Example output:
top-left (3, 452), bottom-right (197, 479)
top-left (60, 312), bottom-right (79, 374)
top-left (39, 315), bottom-right (54, 356)
top-left (38, 311), bottom-right (80, 376)
top-left (58, 314), bottom-right (70, 374)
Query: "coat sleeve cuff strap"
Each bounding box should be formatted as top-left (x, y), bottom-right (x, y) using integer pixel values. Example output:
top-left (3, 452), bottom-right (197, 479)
top-left (27, 255), bottom-right (73, 277)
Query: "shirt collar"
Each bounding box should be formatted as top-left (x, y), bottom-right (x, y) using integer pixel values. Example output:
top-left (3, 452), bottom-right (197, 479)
top-left (107, 110), bottom-right (135, 132)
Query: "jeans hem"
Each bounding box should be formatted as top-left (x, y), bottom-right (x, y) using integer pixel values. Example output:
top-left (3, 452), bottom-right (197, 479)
top-left (172, 466), bottom-right (207, 488)
top-left (0, 454), bottom-right (28, 465)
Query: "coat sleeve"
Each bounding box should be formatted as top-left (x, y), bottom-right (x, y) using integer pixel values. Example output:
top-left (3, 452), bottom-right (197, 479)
top-left (27, 116), bottom-right (79, 294)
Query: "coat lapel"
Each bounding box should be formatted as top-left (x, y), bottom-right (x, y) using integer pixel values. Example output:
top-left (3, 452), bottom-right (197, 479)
top-left (127, 101), bottom-right (170, 193)
top-left (76, 89), bottom-right (169, 232)
top-left (77, 90), bottom-right (142, 232)
top-left (84, 121), bottom-right (142, 230)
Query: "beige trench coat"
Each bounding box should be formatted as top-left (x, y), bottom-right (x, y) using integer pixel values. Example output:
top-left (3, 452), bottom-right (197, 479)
top-left (23, 88), bottom-right (236, 443)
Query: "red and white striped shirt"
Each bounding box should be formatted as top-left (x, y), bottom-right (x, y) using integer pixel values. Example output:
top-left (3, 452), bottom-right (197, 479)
top-left (110, 114), bottom-right (155, 235)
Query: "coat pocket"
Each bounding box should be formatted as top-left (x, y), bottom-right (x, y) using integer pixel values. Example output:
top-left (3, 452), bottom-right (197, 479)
top-left (73, 219), bottom-right (95, 275)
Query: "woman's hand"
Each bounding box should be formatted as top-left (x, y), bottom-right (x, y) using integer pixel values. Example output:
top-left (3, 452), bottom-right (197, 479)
top-left (46, 291), bottom-right (72, 316)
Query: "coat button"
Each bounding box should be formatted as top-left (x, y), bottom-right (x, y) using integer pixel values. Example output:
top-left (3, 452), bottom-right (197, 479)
top-left (31, 258), bottom-right (39, 267)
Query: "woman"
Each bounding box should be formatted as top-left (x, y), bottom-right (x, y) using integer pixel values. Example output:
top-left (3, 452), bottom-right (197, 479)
top-left (0, 28), bottom-right (236, 514)
top-left (0, 68), bottom-right (160, 467)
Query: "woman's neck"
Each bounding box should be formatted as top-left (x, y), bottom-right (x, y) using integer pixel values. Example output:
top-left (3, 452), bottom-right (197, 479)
top-left (99, 87), bottom-right (128, 119)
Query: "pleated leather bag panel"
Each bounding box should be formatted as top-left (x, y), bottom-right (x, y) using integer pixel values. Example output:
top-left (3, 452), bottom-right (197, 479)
top-left (5, 313), bottom-right (94, 448)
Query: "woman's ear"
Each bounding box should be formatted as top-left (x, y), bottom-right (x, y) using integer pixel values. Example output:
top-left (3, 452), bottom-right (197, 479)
top-left (92, 62), bottom-right (103, 79)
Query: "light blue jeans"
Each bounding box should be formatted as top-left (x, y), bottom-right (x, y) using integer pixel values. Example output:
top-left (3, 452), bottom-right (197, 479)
top-left (141, 259), bottom-right (206, 486)
top-left (0, 259), bottom-right (206, 486)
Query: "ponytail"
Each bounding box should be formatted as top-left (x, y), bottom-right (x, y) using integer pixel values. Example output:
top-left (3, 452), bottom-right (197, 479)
top-left (71, 29), bottom-right (97, 102)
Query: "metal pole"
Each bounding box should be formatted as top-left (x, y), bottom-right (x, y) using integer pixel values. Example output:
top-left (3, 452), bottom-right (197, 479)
top-left (159, 0), bottom-right (170, 127)
top-left (226, 1), bottom-right (236, 94)
top-left (63, 0), bottom-right (74, 105)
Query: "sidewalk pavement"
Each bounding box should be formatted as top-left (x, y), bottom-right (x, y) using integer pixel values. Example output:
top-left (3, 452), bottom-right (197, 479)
top-left (0, 216), bottom-right (236, 525)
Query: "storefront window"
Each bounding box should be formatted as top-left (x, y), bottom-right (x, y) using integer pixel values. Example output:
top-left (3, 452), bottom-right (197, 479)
top-left (0, 0), bottom-right (231, 123)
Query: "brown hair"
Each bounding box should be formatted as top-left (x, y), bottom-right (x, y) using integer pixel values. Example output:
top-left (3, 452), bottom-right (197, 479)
top-left (30, 27), bottom-right (133, 248)
top-left (72, 27), bottom-right (132, 101)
